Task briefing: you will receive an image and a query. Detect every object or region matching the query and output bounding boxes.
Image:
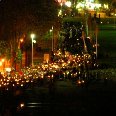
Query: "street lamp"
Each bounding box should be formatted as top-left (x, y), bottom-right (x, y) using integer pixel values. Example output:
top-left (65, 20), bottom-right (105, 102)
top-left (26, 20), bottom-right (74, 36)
top-left (95, 25), bottom-right (98, 59)
top-left (50, 26), bottom-right (54, 51)
top-left (30, 34), bottom-right (36, 67)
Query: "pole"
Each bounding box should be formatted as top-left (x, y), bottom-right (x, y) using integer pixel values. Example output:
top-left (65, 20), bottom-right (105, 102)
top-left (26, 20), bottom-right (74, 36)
top-left (96, 33), bottom-right (97, 59)
top-left (32, 38), bottom-right (33, 67)
top-left (95, 26), bottom-right (98, 59)
top-left (31, 34), bottom-right (35, 67)
top-left (52, 26), bottom-right (54, 51)
top-left (82, 31), bottom-right (87, 53)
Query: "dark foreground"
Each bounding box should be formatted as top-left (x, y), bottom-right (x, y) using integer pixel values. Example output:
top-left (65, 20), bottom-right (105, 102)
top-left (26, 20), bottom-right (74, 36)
top-left (0, 78), bottom-right (116, 116)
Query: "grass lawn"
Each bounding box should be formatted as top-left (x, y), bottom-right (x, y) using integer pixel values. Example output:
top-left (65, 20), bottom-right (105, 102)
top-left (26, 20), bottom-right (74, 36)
top-left (97, 23), bottom-right (116, 67)
top-left (98, 30), bottom-right (116, 55)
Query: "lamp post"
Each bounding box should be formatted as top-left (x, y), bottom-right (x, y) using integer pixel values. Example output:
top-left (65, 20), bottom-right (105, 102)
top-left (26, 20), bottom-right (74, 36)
top-left (50, 26), bottom-right (54, 51)
top-left (18, 38), bottom-right (24, 68)
top-left (52, 26), bottom-right (54, 51)
top-left (31, 34), bottom-right (35, 67)
top-left (95, 26), bottom-right (98, 59)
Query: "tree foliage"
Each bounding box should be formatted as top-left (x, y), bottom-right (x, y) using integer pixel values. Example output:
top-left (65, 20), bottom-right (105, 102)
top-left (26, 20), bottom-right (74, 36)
top-left (0, 0), bottom-right (59, 68)
top-left (0, 0), bottom-right (59, 60)
top-left (0, 0), bottom-right (59, 41)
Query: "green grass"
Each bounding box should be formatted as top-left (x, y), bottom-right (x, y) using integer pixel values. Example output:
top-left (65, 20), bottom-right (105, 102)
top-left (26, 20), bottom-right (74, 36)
top-left (99, 24), bottom-right (116, 30)
top-left (97, 24), bottom-right (116, 67)
top-left (98, 28), bottom-right (116, 56)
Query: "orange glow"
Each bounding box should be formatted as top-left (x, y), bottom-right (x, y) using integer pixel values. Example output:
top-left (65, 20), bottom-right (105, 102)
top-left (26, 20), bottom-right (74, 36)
top-left (20, 38), bottom-right (24, 43)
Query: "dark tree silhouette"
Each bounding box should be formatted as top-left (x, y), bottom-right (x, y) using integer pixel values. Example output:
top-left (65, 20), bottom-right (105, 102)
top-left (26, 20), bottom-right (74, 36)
top-left (0, 0), bottom-right (59, 67)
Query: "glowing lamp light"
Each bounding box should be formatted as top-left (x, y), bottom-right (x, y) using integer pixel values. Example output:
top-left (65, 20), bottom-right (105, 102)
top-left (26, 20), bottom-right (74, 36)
top-left (20, 38), bottom-right (24, 43)
top-left (0, 62), bottom-right (2, 66)
top-left (1, 59), bottom-right (5, 62)
top-left (20, 103), bottom-right (25, 108)
top-left (65, 1), bottom-right (71, 7)
top-left (30, 33), bottom-right (36, 67)
top-left (5, 68), bottom-right (11, 72)
top-left (31, 34), bottom-right (35, 40)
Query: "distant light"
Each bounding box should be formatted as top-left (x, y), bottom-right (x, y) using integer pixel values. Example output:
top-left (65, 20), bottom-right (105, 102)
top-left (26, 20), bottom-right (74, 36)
top-left (0, 62), bottom-right (2, 66)
top-left (20, 38), bottom-right (24, 43)
top-left (5, 68), bottom-right (11, 72)
top-left (104, 4), bottom-right (108, 9)
top-left (65, 1), bottom-right (71, 7)
top-left (20, 103), bottom-right (25, 108)
top-left (31, 34), bottom-right (35, 39)
top-left (1, 59), bottom-right (5, 62)
top-left (33, 40), bottom-right (36, 43)
top-left (50, 29), bottom-right (53, 32)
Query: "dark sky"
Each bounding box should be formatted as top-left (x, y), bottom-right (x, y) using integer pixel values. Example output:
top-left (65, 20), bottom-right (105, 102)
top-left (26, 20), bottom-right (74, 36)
top-left (0, 0), bottom-right (59, 40)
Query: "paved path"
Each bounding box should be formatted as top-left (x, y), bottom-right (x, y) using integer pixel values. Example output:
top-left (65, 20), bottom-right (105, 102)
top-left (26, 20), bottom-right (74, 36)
top-left (1, 78), bottom-right (116, 115)
top-left (17, 79), bottom-right (116, 115)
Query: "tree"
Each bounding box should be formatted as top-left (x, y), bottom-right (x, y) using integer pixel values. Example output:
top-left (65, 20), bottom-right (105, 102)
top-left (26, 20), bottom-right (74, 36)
top-left (0, 0), bottom-right (59, 67)
top-left (59, 20), bottom-right (84, 54)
